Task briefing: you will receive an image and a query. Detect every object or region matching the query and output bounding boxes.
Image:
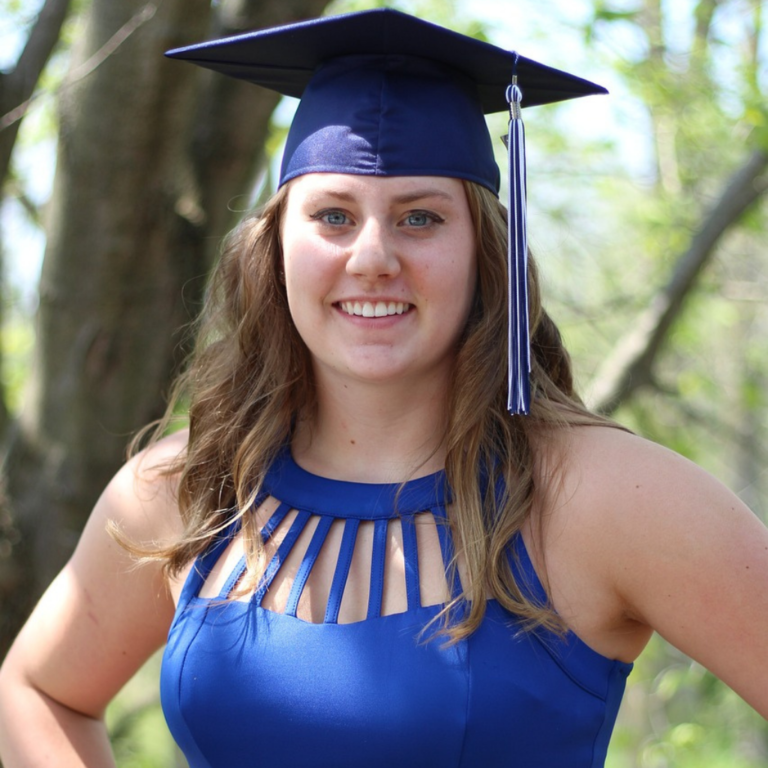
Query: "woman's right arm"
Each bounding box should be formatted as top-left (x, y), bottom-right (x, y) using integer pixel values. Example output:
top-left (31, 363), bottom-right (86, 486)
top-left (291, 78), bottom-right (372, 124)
top-left (0, 431), bottom-right (187, 767)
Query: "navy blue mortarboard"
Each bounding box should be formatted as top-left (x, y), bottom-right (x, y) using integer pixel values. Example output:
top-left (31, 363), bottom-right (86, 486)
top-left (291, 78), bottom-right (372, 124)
top-left (166, 9), bottom-right (607, 414)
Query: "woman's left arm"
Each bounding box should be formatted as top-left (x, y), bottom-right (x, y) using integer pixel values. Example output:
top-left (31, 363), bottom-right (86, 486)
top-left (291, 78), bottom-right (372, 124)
top-left (592, 430), bottom-right (768, 717)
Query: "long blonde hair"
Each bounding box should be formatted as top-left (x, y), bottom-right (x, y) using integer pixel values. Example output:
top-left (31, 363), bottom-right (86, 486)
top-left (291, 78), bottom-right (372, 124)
top-left (141, 178), bottom-right (617, 640)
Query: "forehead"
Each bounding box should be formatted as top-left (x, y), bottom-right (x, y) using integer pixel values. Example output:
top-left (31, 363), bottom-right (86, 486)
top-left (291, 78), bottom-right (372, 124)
top-left (285, 173), bottom-right (468, 204)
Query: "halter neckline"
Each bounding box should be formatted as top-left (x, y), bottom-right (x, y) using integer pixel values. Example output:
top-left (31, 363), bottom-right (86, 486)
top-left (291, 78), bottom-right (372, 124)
top-left (263, 446), bottom-right (450, 520)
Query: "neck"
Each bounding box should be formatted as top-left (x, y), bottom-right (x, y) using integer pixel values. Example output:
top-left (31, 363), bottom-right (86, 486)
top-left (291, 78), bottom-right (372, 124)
top-left (292, 370), bottom-right (450, 483)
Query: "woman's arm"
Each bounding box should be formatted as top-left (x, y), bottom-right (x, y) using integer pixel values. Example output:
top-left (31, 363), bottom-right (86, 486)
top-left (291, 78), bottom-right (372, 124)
top-left (0, 431), bottom-right (187, 766)
top-left (547, 426), bottom-right (768, 718)
top-left (613, 437), bottom-right (768, 717)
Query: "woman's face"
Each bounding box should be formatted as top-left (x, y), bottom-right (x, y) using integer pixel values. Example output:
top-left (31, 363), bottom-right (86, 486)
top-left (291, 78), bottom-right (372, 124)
top-left (280, 173), bottom-right (477, 391)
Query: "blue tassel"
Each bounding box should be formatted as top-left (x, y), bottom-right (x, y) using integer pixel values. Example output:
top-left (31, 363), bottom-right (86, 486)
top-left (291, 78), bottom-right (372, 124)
top-left (506, 71), bottom-right (531, 415)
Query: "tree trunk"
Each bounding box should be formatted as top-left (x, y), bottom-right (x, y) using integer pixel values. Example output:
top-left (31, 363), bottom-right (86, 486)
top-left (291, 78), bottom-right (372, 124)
top-left (0, 0), bottom-right (331, 657)
top-left (0, 0), bottom-right (73, 442)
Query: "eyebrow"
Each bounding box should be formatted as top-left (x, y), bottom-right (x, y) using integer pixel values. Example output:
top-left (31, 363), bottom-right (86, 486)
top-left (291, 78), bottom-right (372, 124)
top-left (305, 187), bottom-right (456, 205)
top-left (392, 189), bottom-right (455, 205)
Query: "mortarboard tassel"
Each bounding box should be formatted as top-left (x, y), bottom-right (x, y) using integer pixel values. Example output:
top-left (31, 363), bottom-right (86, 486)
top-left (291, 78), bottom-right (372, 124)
top-left (505, 64), bottom-right (531, 416)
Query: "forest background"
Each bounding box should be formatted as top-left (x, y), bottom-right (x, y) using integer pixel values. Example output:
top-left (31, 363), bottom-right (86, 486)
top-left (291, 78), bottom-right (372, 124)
top-left (0, 0), bottom-right (766, 765)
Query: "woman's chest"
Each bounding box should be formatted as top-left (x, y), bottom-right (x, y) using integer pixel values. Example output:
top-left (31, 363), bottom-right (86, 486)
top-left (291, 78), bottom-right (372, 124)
top-left (162, 453), bottom-right (631, 767)
top-left (162, 598), bottom-right (626, 768)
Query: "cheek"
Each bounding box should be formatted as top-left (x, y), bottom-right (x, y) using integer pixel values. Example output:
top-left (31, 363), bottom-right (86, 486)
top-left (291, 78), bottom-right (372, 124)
top-left (282, 238), bottom-right (338, 324)
top-left (443, 245), bottom-right (477, 317)
top-left (282, 238), bottom-right (308, 322)
top-left (283, 232), bottom-right (313, 289)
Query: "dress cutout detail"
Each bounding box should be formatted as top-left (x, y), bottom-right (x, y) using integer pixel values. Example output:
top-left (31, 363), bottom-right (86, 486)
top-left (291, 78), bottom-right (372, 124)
top-left (162, 447), bottom-right (632, 768)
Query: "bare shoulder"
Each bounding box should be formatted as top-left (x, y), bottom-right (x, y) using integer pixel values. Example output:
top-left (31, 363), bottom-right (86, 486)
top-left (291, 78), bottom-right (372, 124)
top-left (534, 424), bottom-right (768, 716)
top-left (538, 423), bottom-right (766, 596)
top-left (543, 424), bottom-right (761, 555)
top-left (105, 427), bottom-right (189, 544)
top-left (542, 421), bottom-right (707, 489)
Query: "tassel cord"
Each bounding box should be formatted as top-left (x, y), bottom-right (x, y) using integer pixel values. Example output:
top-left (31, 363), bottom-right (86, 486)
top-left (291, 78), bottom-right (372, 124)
top-left (506, 78), bottom-right (531, 415)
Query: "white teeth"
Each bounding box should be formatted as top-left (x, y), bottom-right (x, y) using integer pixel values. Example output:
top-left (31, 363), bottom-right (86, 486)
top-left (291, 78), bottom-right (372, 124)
top-left (340, 301), bottom-right (409, 317)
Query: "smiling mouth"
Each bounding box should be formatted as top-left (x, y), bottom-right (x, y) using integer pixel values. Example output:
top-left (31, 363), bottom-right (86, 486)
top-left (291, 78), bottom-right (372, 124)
top-left (338, 301), bottom-right (412, 318)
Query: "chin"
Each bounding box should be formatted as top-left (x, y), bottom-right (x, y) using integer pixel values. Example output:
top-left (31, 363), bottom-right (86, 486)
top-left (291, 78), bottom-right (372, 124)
top-left (329, 356), bottom-right (453, 389)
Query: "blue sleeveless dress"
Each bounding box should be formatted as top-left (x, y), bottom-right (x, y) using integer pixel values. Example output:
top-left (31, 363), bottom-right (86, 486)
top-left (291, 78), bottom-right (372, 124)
top-left (161, 448), bottom-right (632, 767)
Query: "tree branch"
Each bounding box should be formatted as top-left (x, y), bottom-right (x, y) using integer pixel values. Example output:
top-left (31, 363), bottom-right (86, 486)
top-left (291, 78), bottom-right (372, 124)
top-left (0, 0), bottom-right (70, 187)
top-left (14, 0), bottom-right (72, 100)
top-left (693, 0), bottom-right (721, 57)
top-left (639, 0), bottom-right (665, 61)
top-left (587, 149), bottom-right (768, 415)
top-left (0, 0), bottom-right (72, 184)
top-left (4, 174), bottom-right (44, 227)
top-left (191, 0), bottom-right (334, 254)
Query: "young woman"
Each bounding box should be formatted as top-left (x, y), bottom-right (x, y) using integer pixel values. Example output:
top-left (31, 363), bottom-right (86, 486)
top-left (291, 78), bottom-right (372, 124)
top-left (1, 9), bottom-right (766, 768)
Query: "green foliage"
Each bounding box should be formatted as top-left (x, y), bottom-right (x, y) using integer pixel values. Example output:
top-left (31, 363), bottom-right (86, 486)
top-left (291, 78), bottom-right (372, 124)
top-left (1, 0), bottom-right (766, 764)
top-left (0, 0), bottom-right (43, 30)
top-left (520, 3), bottom-right (768, 757)
top-left (608, 636), bottom-right (768, 767)
top-left (324, 0), bottom-right (490, 47)
top-left (107, 654), bottom-right (184, 768)
top-left (1, 296), bottom-right (34, 414)
top-left (326, 0), bottom-right (462, 25)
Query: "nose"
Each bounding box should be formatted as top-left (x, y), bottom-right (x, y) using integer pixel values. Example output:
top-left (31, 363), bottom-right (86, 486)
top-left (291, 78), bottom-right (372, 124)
top-left (345, 218), bottom-right (401, 280)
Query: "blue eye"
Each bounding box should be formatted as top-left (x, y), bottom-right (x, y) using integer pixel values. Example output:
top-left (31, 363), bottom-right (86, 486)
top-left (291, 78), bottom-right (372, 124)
top-left (404, 211), bottom-right (443, 227)
top-left (324, 211), bottom-right (348, 225)
top-left (406, 212), bottom-right (430, 226)
top-left (311, 210), bottom-right (349, 226)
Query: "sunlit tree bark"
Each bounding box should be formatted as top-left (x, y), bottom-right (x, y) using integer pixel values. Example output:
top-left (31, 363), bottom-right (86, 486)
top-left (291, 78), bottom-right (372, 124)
top-left (0, 0), bottom-right (331, 657)
top-left (0, 0), bottom-right (72, 437)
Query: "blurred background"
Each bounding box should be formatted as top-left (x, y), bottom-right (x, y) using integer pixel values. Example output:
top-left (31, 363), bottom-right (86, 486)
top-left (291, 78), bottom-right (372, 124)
top-left (0, 0), bottom-right (766, 765)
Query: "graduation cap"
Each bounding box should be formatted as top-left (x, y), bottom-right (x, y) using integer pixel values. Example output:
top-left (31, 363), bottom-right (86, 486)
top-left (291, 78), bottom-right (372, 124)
top-left (166, 8), bottom-right (607, 415)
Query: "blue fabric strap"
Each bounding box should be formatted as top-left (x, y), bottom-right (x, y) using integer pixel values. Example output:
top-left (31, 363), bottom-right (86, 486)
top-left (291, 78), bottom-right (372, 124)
top-left (178, 518), bottom-right (242, 607)
top-left (367, 518), bottom-right (390, 619)
top-left (401, 515), bottom-right (421, 610)
top-left (432, 507), bottom-right (462, 600)
top-left (260, 500), bottom-right (291, 542)
top-left (254, 510), bottom-right (311, 606)
top-left (214, 499), bottom-right (287, 600)
top-left (217, 555), bottom-right (247, 600)
top-left (284, 515), bottom-right (334, 618)
top-left (324, 518), bottom-right (360, 623)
